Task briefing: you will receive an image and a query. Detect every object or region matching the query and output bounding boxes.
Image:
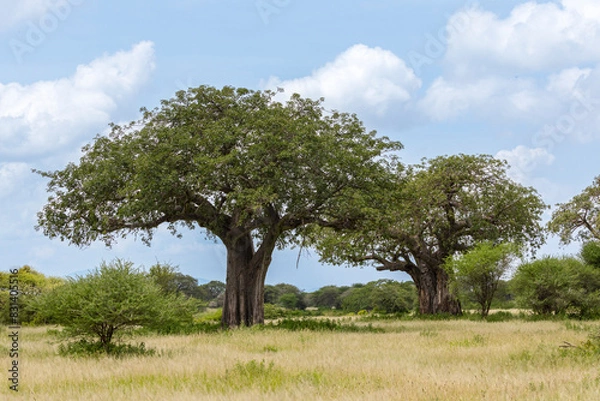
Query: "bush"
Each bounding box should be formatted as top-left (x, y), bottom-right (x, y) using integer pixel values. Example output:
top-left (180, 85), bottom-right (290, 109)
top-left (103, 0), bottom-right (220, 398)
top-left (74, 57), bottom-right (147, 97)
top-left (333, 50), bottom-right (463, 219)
top-left (581, 241), bottom-right (600, 269)
top-left (262, 318), bottom-right (383, 333)
top-left (511, 256), bottom-right (600, 318)
top-left (0, 266), bottom-right (64, 325)
top-left (58, 339), bottom-right (156, 358)
top-left (30, 259), bottom-right (196, 354)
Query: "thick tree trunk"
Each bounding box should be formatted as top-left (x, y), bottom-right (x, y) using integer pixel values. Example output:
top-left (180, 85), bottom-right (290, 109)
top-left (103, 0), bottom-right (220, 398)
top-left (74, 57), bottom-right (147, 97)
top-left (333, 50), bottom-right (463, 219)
top-left (221, 233), bottom-right (269, 328)
top-left (410, 265), bottom-right (461, 315)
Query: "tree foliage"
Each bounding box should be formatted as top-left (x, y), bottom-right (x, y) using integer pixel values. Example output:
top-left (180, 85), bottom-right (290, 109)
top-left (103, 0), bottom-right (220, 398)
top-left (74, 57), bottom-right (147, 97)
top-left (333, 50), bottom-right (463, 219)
top-left (548, 176), bottom-right (600, 243)
top-left (0, 266), bottom-right (64, 324)
top-left (198, 280), bottom-right (226, 307)
top-left (35, 85), bottom-right (400, 328)
top-left (445, 242), bottom-right (519, 318)
top-left (310, 285), bottom-right (346, 309)
top-left (581, 241), bottom-right (600, 269)
top-left (264, 283), bottom-right (306, 309)
top-left (340, 280), bottom-right (417, 313)
top-left (30, 259), bottom-right (195, 352)
top-left (148, 263), bottom-right (203, 299)
top-left (316, 154), bottom-right (546, 315)
top-left (511, 256), bottom-right (600, 318)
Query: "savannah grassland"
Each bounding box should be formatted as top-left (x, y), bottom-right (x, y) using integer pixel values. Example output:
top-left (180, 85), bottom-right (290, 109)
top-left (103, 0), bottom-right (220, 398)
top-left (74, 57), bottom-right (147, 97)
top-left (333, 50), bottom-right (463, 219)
top-left (2, 318), bottom-right (600, 400)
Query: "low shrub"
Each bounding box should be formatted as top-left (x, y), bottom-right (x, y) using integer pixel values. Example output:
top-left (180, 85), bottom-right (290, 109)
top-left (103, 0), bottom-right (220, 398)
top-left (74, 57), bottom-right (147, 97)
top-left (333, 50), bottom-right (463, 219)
top-left (58, 339), bottom-right (156, 358)
top-left (261, 318), bottom-right (383, 333)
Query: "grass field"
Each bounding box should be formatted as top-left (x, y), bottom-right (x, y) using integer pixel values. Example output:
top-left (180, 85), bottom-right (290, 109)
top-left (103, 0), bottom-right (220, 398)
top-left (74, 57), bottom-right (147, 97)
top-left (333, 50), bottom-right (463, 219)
top-left (2, 319), bottom-right (600, 400)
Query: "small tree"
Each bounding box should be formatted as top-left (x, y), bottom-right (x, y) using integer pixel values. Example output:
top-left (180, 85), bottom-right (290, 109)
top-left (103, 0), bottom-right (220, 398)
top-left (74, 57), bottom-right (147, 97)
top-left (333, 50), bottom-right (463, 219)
top-left (445, 242), bottom-right (518, 318)
top-left (30, 259), bottom-right (195, 353)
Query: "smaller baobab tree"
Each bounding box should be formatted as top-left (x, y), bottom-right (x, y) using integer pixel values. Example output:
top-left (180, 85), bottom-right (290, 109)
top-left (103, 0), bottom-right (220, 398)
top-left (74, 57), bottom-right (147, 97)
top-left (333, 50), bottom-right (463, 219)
top-left (548, 176), bottom-right (600, 243)
top-left (314, 154), bottom-right (547, 315)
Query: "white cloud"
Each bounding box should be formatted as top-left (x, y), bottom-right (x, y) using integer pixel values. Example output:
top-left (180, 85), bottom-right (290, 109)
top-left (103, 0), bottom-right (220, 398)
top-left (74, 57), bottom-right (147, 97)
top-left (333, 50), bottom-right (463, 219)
top-left (0, 41), bottom-right (155, 157)
top-left (495, 145), bottom-right (555, 184)
top-left (418, 75), bottom-right (554, 122)
top-left (419, 62), bottom-right (600, 132)
top-left (445, 0), bottom-right (600, 76)
top-left (417, 1), bottom-right (600, 128)
top-left (546, 67), bottom-right (592, 95)
top-left (263, 44), bottom-right (421, 116)
top-left (419, 77), bottom-right (501, 121)
top-left (0, 0), bottom-right (53, 31)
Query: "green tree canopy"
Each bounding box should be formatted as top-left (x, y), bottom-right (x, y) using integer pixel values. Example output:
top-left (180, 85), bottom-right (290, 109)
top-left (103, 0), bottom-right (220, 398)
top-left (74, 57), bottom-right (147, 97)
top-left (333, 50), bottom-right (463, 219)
top-left (315, 154), bottom-right (546, 315)
top-left (548, 176), bottom-right (600, 243)
top-left (198, 280), bottom-right (226, 305)
top-left (310, 285), bottom-right (344, 309)
top-left (35, 86), bottom-right (401, 327)
top-left (148, 263), bottom-right (203, 299)
top-left (340, 279), bottom-right (417, 314)
top-left (264, 283), bottom-right (306, 309)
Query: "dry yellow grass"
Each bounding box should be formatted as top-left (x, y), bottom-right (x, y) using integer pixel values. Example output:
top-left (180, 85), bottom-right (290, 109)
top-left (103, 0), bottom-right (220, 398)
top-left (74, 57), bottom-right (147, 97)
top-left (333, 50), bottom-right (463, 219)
top-left (1, 320), bottom-right (600, 400)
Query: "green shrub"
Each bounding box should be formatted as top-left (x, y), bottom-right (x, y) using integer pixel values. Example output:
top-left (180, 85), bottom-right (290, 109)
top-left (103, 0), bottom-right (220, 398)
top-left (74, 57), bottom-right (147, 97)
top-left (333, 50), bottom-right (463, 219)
top-left (30, 259), bottom-right (196, 354)
top-left (484, 311), bottom-right (516, 322)
top-left (262, 318), bottom-right (383, 333)
top-left (511, 256), bottom-right (600, 318)
top-left (58, 339), bottom-right (156, 358)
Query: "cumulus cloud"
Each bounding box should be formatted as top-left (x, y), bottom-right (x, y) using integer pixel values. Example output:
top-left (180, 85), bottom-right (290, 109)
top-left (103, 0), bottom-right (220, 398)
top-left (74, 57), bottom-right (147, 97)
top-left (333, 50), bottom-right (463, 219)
top-left (0, 41), bottom-right (155, 157)
top-left (495, 145), bottom-right (555, 184)
top-left (420, 63), bottom-right (600, 129)
top-left (415, 1), bottom-right (600, 125)
top-left (419, 0), bottom-right (600, 125)
top-left (445, 0), bottom-right (600, 76)
top-left (417, 75), bottom-right (563, 122)
top-left (263, 44), bottom-right (421, 116)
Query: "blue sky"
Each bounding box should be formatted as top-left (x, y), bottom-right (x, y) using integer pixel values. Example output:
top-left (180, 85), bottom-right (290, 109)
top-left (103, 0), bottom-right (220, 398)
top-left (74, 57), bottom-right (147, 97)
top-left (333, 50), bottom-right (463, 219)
top-left (1, 0), bottom-right (598, 291)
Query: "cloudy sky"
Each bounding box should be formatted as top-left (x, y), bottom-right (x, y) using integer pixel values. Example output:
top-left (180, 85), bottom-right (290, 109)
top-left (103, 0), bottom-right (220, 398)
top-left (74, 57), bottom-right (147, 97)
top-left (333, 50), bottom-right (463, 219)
top-left (1, 0), bottom-right (598, 290)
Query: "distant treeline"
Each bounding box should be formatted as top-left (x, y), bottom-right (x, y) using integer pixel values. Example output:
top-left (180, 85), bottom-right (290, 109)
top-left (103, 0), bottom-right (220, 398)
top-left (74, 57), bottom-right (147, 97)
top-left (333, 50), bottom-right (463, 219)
top-left (3, 242), bottom-right (600, 325)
